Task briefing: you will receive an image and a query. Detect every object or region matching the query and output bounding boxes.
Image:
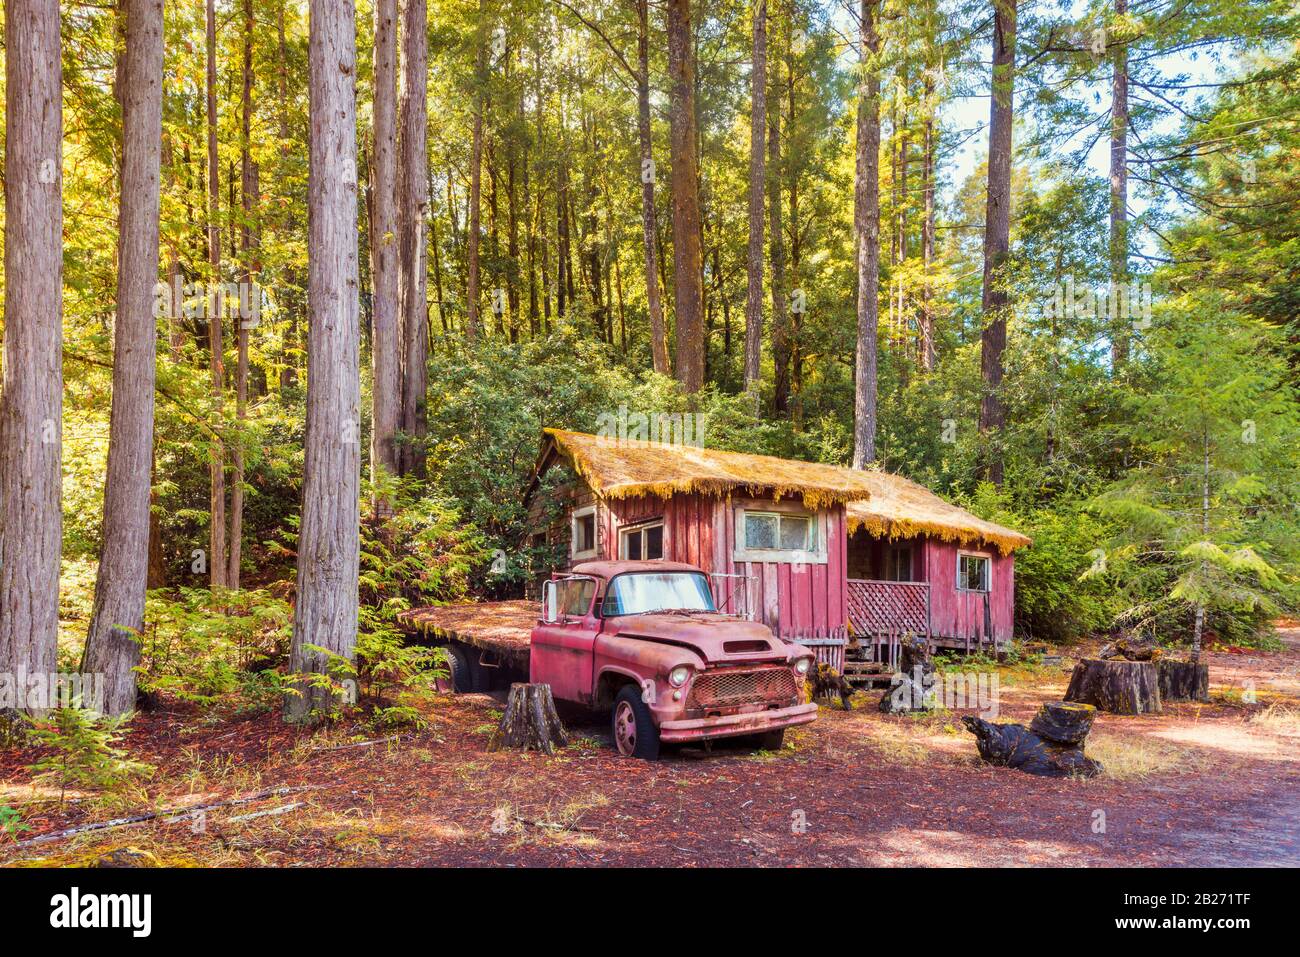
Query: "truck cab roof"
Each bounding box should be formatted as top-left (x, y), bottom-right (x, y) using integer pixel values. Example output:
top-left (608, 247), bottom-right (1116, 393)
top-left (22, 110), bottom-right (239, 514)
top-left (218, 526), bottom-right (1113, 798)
top-left (569, 560), bottom-right (704, 581)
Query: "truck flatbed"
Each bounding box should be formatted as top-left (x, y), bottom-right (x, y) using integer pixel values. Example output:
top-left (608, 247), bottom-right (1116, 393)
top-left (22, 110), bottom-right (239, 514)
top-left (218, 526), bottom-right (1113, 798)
top-left (399, 600), bottom-right (537, 670)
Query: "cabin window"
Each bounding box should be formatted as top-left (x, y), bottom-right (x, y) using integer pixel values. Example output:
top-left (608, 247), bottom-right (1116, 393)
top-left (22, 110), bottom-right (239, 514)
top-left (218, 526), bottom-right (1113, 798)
top-left (619, 521), bottom-right (664, 561)
top-left (571, 505), bottom-right (597, 559)
top-left (885, 546), bottom-right (913, 582)
top-left (732, 505), bottom-right (826, 565)
top-left (958, 553), bottom-right (990, 592)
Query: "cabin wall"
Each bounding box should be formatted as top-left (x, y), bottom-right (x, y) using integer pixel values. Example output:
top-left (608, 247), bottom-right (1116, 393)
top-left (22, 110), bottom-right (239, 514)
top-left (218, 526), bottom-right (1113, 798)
top-left (924, 540), bottom-right (1015, 646)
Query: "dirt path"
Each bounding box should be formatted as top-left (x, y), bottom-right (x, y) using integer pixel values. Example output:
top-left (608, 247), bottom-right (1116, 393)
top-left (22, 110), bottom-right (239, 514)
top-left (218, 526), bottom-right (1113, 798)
top-left (3, 632), bottom-right (1298, 867)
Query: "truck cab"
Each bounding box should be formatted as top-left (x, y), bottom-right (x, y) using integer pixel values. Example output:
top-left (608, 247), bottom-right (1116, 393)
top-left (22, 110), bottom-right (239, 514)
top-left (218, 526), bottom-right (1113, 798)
top-left (532, 561), bottom-right (818, 759)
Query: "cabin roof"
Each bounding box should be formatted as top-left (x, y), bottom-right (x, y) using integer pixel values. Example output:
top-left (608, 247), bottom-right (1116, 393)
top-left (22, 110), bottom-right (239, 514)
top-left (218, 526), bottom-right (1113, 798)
top-left (537, 429), bottom-right (1032, 556)
top-left (539, 428), bottom-right (879, 509)
top-left (843, 477), bottom-right (1032, 556)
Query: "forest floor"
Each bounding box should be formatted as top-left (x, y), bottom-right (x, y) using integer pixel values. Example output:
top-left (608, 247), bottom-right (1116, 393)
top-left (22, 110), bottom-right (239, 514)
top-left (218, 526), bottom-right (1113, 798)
top-left (2, 627), bottom-right (1298, 868)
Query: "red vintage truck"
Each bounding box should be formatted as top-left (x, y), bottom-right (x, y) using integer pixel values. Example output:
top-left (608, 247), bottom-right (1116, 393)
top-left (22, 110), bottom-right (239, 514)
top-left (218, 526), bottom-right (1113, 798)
top-left (404, 560), bottom-right (818, 759)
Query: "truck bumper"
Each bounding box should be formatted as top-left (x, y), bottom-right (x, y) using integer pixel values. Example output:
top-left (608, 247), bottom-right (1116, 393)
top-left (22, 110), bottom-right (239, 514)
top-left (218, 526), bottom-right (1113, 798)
top-left (657, 702), bottom-right (818, 743)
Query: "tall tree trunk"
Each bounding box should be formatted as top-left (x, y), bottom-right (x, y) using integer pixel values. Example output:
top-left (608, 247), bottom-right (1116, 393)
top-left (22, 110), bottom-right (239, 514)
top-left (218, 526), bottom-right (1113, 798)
top-left (635, 0), bottom-right (669, 375)
top-left (398, 0), bottom-right (430, 478)
top-left (1109, 0), bottom-right (1129, 368)
top-left (768, 29), bottom-right (789, 416)
top-left (370, 0), bottom-right (401, 501)
top-left (666, 0), bottom-right (705, 394)
top-left (287, 0), bottom-right (361, 724)
top-left (83, 0), bottom-right (165, 716)
top-left (742, 0), bottom-right (767, 394)
top-left (852, 0), bottom-right (881, 468)
top-left (0, 0), bottom-right (64, 704)
top-left (205, 0), bottom-right (227, 588)
top-left (978, 0), bottom-right (1016, 487)
top-left (229, 0), bottom-right (257, 587)
top-left (465, 2), bottom-right (487, 340)
top-left (920, 71), bottom-right (936, 371)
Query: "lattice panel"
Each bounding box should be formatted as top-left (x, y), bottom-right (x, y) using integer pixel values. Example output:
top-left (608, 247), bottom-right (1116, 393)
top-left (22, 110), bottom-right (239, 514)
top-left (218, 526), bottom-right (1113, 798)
top-left (846, 579), bottom-right (930, 638)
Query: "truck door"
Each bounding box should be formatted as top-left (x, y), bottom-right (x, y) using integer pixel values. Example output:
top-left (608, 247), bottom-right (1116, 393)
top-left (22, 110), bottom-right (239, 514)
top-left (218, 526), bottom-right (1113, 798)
top-left (532, 575), bottom-right (599, 704)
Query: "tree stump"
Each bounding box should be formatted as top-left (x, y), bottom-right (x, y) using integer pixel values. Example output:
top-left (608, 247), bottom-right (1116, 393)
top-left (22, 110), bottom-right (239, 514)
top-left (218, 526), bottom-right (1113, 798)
top-left (963, 701), bottom-right (1103, 778)
top-left (879, 634), bottom-right (936, 714)
top-left (1157, 658), bottom-right (1210, 703)
top-left (1029, 700), bottom-right (1097, 745)
top-left (1065, 658), bottom-right (1162, 715)
top-left (488, 683), bottom-right (569, 755)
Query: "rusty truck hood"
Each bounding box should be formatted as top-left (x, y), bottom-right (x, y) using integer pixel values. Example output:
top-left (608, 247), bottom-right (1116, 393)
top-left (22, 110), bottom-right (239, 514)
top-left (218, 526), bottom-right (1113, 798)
top-left (608, 613), bottom-right (789, 663)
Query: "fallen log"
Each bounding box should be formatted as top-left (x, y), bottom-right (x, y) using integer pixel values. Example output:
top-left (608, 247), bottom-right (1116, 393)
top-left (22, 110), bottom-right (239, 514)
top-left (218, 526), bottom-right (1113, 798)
top-left (1065, 657), bottom-right (1162, 715)
top-left (1098, 636), bottom-right (1162, 662)
top-left (488, 683), bottom-right (568, 755)
top-left (12, 785), bottom-right (322, 849)
top-left (1157, 658), bottom-right (1210, 703)
top-left (963, 703), bottom-right (1104, 778)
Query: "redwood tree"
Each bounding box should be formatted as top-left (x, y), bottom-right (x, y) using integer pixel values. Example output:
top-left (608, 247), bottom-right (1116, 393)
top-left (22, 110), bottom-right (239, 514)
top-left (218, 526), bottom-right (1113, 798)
top-left (82, 0), bottom-right (166, 716)
top-left (398, 0), bottom-right (430, 478)
top-left (205, 0), bottom-right (227, 587)
top-left (287, 0), bottom-right (361, 723)
top-left (371, 0), bottom-right (401, 496)
top-left (743, 0), bottom-right (768, 394)
top-left (0, 0), bottom-right (64, 703)
top-left (978, 0), bottom-right (1016, 487)
top-left (851, 0), bottom-right (881, 468)
top-left (665, 0), bottom-right (705, 394)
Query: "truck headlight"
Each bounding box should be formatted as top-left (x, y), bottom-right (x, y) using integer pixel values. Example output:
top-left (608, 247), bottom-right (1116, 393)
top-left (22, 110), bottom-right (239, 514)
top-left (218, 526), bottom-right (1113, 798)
top-left (793, 657), bottom-right (812, 676)
top-left (668, 666), bottom-right (691, 688)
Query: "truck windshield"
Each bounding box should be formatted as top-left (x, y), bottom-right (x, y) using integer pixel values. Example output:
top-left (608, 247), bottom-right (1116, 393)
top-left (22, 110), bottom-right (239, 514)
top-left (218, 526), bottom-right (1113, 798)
top-left (603, 572), bottom-right (716, 617)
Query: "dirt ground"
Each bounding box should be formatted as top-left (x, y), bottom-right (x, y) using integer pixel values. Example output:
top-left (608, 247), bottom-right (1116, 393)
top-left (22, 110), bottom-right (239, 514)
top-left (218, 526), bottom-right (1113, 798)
top-left (3, 629), bottom-right (1299, 868)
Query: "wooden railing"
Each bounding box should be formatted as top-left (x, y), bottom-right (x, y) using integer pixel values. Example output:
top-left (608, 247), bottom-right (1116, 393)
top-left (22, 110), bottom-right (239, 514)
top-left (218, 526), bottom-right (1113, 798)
top-left (846, 579), bottom-right (930, 639)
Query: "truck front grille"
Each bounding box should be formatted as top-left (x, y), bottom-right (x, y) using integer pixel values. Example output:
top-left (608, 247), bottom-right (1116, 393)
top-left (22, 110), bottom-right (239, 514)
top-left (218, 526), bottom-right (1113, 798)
top-left (687, 667), bottom-right (797, 712)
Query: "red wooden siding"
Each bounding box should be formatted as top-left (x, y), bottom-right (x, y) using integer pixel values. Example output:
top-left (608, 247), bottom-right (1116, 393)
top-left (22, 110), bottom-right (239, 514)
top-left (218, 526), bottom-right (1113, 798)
top-left (923, 540), bottom-right (1014, 646)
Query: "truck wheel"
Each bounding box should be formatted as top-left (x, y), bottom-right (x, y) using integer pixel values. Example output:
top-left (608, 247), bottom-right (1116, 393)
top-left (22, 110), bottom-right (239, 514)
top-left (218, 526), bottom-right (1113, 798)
top-left (612, 686), bottom-right (660, 760)
top-left (439, 645), bottom-right (474, 694)
top-left (750, 729), bottom-right (785, 751)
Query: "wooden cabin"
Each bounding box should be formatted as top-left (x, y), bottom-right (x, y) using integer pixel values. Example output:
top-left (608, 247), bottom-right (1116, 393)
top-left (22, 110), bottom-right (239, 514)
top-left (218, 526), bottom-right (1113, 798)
top-left (525, 429), bottom-right (1031, 671)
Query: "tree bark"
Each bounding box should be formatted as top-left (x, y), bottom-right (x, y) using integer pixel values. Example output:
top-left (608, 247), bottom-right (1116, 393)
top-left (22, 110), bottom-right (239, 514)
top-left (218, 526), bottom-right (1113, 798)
top-left (370, 0), bottom-right (401, 501)
top-left (489, 683), bottom-right (569, 755)
top-left (286, 0), bottom-right (361, 723)
top-left (666, 0), bottom-right (705, 394)
top-left (633, 0), bottom-right (669, 375)
top-left (767, 38), bottom-right (788, 415)
top-left (465, 0), bottom-right (487, 340)
top-left (742, 0), bottom-right (768, 394)
top-left (205, 0), bottom-right (227, 587)
top-left (851, 0), bottom-right (881, 468)
top-left (1065, 658), bottom-right (1162, 715)
top-left (0, 0), bottom-right (64, 702)
top-left (398, 0), bottom-right (430, 478)
top-left (1156, 658), bottom-right (1210, 703)
top-left (229, 0), bottom-right (257, 587)
top-left (1109, 0), bottom-right (1129, 368)
top-left (82, 0), bottom-right (165, 716)
top-left (977, 0), bottom-right (1016, 487)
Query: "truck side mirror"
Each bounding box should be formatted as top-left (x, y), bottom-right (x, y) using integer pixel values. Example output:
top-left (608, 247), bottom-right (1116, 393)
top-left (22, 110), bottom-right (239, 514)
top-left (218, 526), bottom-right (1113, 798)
top-left (541, 580), bottom-right (559, 623)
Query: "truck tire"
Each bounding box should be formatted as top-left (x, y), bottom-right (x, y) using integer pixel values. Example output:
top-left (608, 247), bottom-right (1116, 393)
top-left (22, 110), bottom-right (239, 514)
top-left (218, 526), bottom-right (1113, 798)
top-left (612, 685), bottom-right (660, 760)
top-left (466, 650), bottom-right (491, 693)
top-left (440, 645), bottom-right (474, 694)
